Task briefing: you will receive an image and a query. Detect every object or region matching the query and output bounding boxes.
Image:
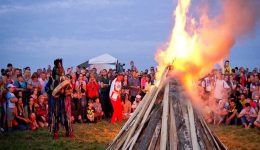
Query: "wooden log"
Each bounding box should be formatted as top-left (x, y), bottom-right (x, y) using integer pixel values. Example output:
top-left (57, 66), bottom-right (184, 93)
top-left (134, 106), bottom-right (163, 150)
top-left (148, 122), bottom-right (161, 150)
top-left (187, 100), bottom-right (199, 149)
top-left (160, 83), bottom-right (169, 150)
top-left (169, 95), bottom-right (178, 150)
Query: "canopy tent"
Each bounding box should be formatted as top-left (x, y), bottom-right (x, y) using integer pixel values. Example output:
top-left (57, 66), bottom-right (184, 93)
top-left (78, 53), bottom-right (118, 73)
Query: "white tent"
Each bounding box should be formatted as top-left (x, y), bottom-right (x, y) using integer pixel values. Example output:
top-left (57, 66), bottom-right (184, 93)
top-left (88, 53), bottom-right (118, 72)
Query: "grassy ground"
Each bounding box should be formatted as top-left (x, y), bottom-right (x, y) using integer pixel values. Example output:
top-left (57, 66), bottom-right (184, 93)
top-left (210, 125), bottom-right (260, 150)
top-left (0, 121), bottom-right (259, 150)
top-left (0, 120), bottom-right (123, 150)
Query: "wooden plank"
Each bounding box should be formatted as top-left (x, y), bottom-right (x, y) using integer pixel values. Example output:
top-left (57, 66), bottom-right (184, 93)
top-left (160, 83), bottom-right (169, 150)
top-left (148, 122), bottom-right (161, 150)
top-left (187, 100), bottom-right (200, 150)
top-left (169, 96), bottom-right (178, 150)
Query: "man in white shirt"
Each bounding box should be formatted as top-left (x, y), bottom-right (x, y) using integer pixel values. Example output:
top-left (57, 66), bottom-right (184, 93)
top-left (39, 72), bottom-right (48, 94)
top-left (214, 73), bottom-right (230, 102)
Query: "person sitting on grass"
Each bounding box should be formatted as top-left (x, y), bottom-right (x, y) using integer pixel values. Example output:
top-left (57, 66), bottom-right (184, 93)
top-left (254, 111), bottom-right (260, 128)
top-left (29, 113), bottom-right (38, 130)
top-left (225, 98), bottom-right (238, 125)
top-left (35, 95), bottom-right (48, 128)
top-left (216, 98), bottom-right (229, 125)
top-left (238, 103), bottom-right (257, 129)
top-left (13, 97), bottom-right (31, 130)
top-left (93, 98), bottom-right (104, 121)
top-left (122, 93), bottom-right (132, 120)
top-left (86, 100), bottom-right (95, 123)
top-left (131, 95), bottom-right (142, 112)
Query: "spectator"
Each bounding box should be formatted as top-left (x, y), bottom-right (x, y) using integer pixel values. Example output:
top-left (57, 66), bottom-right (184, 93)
top-left (13, 98), bottom-right (30, 130)
top-left (128, 70), bottom-right (140, 104)
top-left (27, 72), bottom-right (42, 93)
top-left (225, 99), bottom-right (238, 125)
top-left (122, 75), bottom-right (130, 95)
top-left (254, 111), bottom-right (260, 128)
top-left (28, 97), bottom-right (36, 118)
top-left (39, 72), bottom-right (48, 94)
top-left (76, 73), bottom-right (87, 122)
top-left (86, 100), bottom-right (95, 123)
top-left (143, 74), bottom-right (152, 94)
top-left (23, 67), bottom-right (31, 82)
top-left (238, 103), bottom-right (257, 129)
top-left (131, 95), bottom-right (142, 112)
top-left (99, 69), bottom-right (113, 119)
top-left (93, 98), bottom-right (104, 121)
top-left (35, 95), bottom-right (48, 128)
top-left (214, 72), bottom-right (230, 104)
top-left (6, 84), bottom-right (18, 130)
top-left (86, 73), bottom-right (99, 101)
top-left (122, 93), bottom-right (131, 119)
top-left (223, 60), bottom-right (232, 74)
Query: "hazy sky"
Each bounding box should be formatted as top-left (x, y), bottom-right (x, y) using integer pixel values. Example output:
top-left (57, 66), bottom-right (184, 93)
top-left (0, 0), bottom-right (259, 71)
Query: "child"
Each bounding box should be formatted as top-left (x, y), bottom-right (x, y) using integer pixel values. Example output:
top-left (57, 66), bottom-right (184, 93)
top-left (93, 98), bottom-right (104, 121)
top-left (86, 100), bottom-right (95, 123)
top-left (122, 93), bottom-right (131, 119)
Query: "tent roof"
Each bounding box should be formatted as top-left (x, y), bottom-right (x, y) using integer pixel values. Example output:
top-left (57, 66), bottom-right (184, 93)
top-left (88, 53), bottom-right (118, 64)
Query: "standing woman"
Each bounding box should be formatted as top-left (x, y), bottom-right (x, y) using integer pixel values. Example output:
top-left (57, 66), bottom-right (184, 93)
top-left (109, 73), bottom-right (123, 123)
top-left (122, 75), bottom-right (130, 95)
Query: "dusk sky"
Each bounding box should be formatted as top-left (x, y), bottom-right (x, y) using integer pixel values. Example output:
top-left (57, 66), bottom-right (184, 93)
top-left (0, 0), bottom-right (259, 71)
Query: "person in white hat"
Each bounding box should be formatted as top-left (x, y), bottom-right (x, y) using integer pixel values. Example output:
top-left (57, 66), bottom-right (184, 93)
top-left (131, 95), bottom-right (142, 112)
top-left (6, 84), bottom-right (18, 130)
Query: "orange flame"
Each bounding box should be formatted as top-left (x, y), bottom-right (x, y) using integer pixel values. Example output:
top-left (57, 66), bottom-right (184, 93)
top-left (156, 0), bottom-right (202, 90)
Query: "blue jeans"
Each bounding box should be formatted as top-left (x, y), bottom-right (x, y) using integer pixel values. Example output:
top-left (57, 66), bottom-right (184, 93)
top-left (241, 116), bottom-right (255, 126)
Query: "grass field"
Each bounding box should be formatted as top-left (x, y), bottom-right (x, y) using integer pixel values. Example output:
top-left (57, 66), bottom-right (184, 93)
top-left (0, 121), bottom-right (259, 150)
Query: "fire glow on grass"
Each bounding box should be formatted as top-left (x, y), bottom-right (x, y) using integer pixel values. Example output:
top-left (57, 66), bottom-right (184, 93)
top-left (156, 0), bottom-right (260, 91)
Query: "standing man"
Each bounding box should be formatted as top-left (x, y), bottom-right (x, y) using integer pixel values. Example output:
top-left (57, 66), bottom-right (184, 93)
top-left (128, 70), bottom-right (140, 104)
top-left (100, 69), bottom-right (113, 119)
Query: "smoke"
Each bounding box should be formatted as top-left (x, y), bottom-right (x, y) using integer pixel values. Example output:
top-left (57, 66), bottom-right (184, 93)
top-left (196, 0), bottom-right (260, 74)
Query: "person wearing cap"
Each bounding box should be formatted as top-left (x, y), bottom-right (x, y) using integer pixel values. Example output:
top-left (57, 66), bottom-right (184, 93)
top-left (131, 95), bottom-right (142, 112)
top-left (109, 73), bottom-right (123, 123)
top-left (6, 84), bottom-right (18, 130)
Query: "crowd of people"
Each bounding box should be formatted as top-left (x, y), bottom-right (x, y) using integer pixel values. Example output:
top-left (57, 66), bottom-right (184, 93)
top-left (200, 60), bottom-right (260, 129)
top-left (0, 59), bottom-right (259, 139)
top-left (0, 59), bottom-right (156, 139)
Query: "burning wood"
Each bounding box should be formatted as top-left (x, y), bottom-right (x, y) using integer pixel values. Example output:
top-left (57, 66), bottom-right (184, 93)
top-left (107, 67), bottom-right (227, 150)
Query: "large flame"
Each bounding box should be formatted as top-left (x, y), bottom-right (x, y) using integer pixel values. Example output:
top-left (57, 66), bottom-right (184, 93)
top-left (156, 0), bottom-right (202, 90)
top-left (156, 0), bottom-right (260, 91)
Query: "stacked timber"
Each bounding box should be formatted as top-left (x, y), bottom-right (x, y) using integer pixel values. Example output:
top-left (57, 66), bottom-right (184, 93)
top-left (107, 68), bottom-right (227, 150)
